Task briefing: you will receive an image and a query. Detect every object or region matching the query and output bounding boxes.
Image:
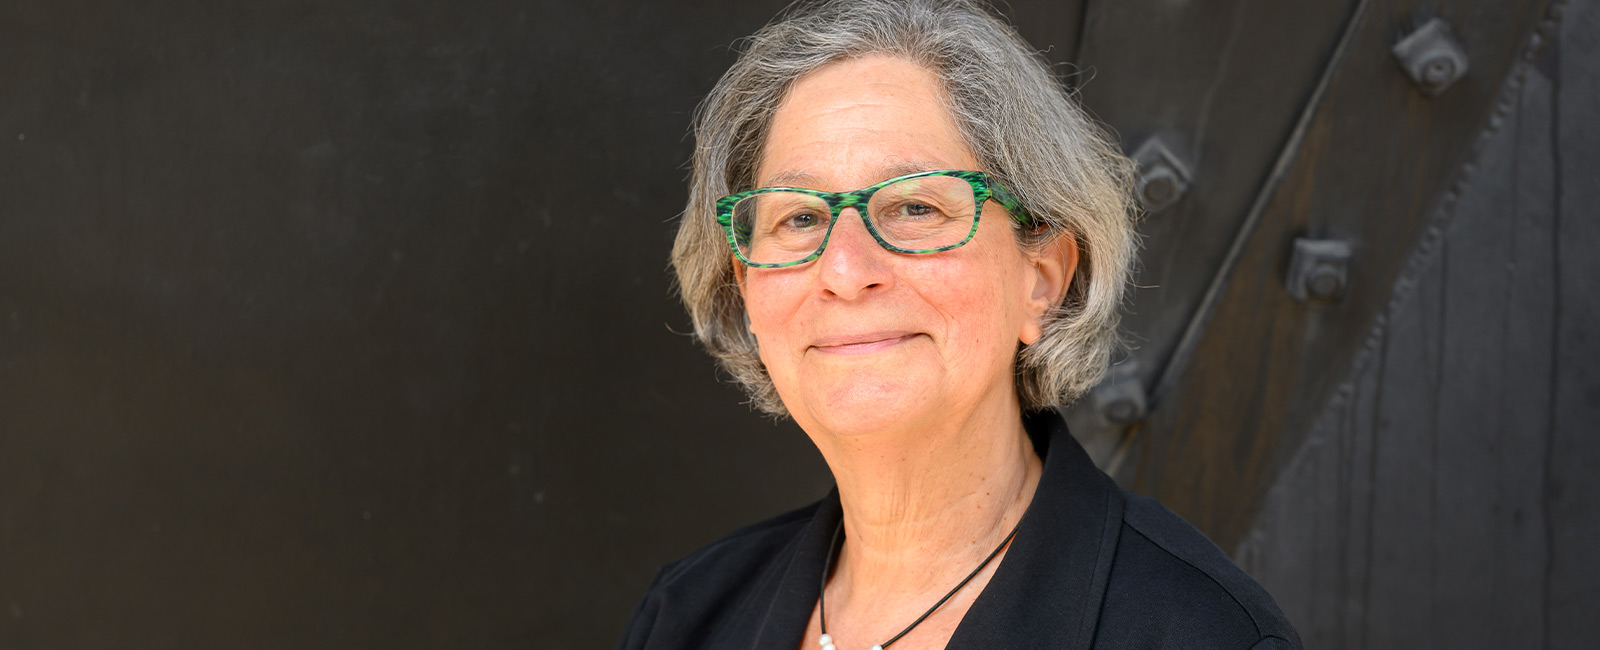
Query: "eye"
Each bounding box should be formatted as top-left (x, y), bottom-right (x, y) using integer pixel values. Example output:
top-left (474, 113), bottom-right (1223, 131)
top-left (778, 210), bottom-right (824, 231)
top-left (886, 200), bottom-right (945, 220)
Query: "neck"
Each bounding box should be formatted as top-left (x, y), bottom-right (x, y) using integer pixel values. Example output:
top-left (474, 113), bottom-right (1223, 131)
top-left (807, 392), bottom-right (1044, 599)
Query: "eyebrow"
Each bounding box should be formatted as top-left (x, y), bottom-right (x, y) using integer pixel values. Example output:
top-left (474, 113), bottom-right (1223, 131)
top-left (758, 160), bottom-right (950, 190)
top-left (760, 169), bottom-right (823, 188)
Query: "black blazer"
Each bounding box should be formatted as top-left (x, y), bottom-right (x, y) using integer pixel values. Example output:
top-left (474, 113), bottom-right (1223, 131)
top-left (617, 410), bottom-right (1303, 649)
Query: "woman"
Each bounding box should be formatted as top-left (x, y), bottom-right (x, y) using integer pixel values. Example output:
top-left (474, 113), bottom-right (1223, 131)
top-left (621, 1), bottom-right (1301, 648)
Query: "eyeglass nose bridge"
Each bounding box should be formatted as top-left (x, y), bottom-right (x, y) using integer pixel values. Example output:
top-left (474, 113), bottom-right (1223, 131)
top-left (812, 190), bottom-right (899, 259)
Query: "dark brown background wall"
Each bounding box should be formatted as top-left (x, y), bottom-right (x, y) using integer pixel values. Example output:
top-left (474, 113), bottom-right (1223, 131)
top-left (0, 1), bottom-right (829, 646)
top-left (1, 1), bottom-right (1594, 648)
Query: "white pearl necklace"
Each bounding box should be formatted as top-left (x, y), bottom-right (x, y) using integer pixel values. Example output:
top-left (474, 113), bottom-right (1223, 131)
top-left (816, 632), bottom-right (880, 650)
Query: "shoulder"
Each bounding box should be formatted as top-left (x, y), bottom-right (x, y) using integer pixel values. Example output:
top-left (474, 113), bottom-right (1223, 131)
top-left (616, 500), bottom-right (820, 650)
top-left (1093, 492), bottom-right (1302, 649)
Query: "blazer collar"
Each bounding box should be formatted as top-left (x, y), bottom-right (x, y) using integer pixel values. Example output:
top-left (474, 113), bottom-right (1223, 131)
top-left (753, 409), bottom-right (1125, 649)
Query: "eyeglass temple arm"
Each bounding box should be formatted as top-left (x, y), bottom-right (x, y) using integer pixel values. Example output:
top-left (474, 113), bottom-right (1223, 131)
top-left (987, 183), bottom-right (1035, 225)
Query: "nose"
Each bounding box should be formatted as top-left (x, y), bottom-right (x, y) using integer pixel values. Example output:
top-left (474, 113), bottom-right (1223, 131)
top-left (815, 207), bottom-right (893, 300)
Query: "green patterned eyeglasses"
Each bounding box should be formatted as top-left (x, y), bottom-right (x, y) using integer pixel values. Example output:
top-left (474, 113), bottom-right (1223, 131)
top-left (715, 169), bottom-right (1035, 268)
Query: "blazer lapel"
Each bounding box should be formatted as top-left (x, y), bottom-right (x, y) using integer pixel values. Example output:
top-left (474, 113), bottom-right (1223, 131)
top-left (748, 489), bottom-right (841, 649)
top-left (946, 409), bottom-right (1125, 649)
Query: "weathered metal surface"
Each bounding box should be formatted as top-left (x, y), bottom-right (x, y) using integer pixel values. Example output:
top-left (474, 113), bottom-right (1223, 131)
top-left (1061, 0), bottom-right (1363, 454)
top-left (1071, 0), bottom-right (1360, 399)
top-left (1237, 4), bottom-right (1599, 643)
top-left (1119, 0), bottom-right (1553, 551)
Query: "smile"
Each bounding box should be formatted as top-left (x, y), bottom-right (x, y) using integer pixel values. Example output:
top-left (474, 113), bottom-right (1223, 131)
top-left (809, 332), bottom-right (920, 355)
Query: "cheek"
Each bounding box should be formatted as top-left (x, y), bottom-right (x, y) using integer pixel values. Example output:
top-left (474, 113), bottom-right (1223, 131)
top-left (914, 240), bottom-right (1028, 358)
top-left (742, 273), bottom-right (808, 346)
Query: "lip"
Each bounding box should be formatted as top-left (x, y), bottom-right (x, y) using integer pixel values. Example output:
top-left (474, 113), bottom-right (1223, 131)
top-left (809, 331), bottom-right (920, 355)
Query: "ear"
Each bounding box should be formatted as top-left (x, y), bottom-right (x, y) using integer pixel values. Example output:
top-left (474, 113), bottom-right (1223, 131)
top-left (1019, 233), bottom-right (1079, 345)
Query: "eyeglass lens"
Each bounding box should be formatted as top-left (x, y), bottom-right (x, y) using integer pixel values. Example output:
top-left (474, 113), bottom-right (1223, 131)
top-left (731, 175), bottom-right (978, 265)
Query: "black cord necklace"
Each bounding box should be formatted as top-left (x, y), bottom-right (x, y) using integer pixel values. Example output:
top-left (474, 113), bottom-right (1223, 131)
top-left (815, 516), bottom-right (1023, 650)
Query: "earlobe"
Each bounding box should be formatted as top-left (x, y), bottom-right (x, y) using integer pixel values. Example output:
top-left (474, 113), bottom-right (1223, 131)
top-left (1020, 320), bottom-right (1044, 346)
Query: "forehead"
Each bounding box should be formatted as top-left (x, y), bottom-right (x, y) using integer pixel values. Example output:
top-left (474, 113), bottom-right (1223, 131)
top-left (757, 55), bottom-right (979, 190)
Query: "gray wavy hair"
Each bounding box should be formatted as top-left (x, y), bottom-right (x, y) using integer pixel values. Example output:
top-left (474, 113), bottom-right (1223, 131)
top-left (671, 0), bottom-right (1137, 416)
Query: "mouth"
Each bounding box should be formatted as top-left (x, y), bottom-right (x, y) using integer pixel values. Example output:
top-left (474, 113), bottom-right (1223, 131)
top-left (809, 332), bottom-right (921, 355)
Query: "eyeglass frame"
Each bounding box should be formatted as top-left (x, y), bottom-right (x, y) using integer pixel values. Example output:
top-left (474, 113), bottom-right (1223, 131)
top-left (714, 169), bottom-right (1036, 269)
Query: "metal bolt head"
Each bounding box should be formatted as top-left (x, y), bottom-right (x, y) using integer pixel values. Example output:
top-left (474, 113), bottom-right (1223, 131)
top-left (1286, 238), bottom-right (1352, 303)
top-left (1083, 358), bottom-right (1147, 428)
top-left (1137, 165), bottom-right (1186, 213)
top-left (1393, 18), bottom-right (1470, 96)
top-left (1305, 264), bottom-right (1345, 300)
top-left (1103, 397), bottom-right (1142, 425)
top-left (1129, 137), bottom-right (1192, 214)
top-left (1062, 357), bottom-right (1145, 467)
top-left (1422, 57), bottom-right (1456, 86)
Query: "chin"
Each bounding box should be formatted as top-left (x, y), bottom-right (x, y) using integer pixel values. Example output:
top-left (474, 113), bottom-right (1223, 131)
top-left (799, 375), bottom-right (937, 437)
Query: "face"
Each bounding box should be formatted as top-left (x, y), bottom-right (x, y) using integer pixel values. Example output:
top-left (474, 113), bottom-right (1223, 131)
top-left (736, 55), bottom-right (1070, 437)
